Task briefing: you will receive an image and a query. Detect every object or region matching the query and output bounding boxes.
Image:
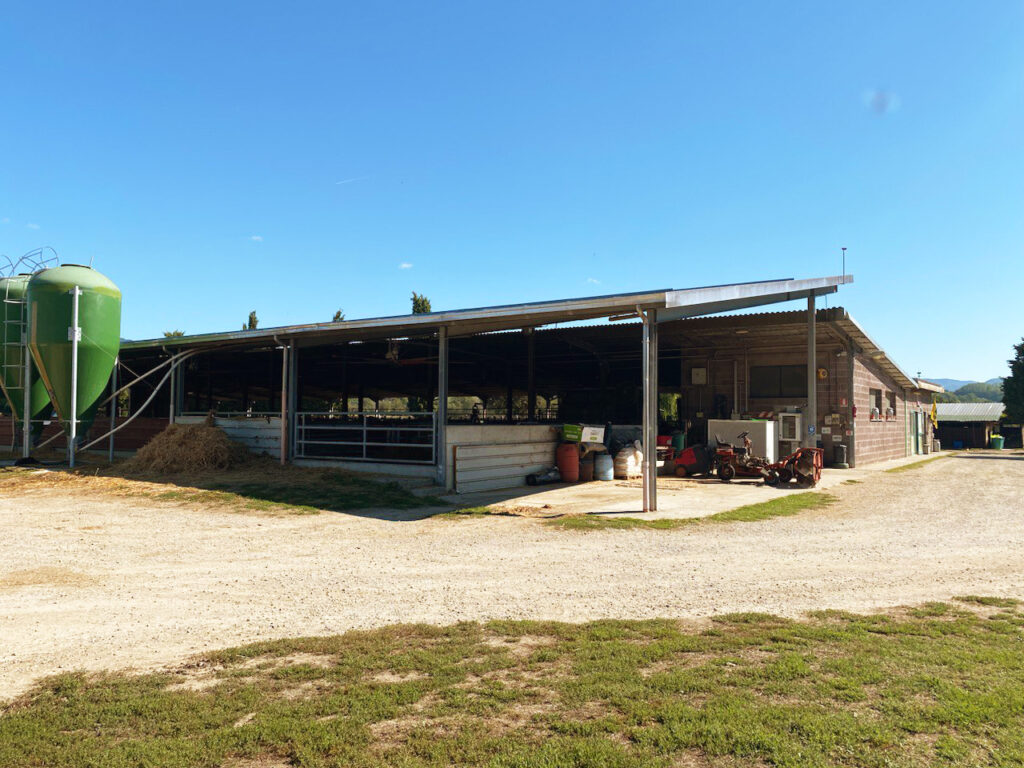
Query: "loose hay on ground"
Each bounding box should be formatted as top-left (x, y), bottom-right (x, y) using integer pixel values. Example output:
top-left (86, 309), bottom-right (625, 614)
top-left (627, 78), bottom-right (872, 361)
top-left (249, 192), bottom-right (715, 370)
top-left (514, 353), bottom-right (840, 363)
top-left (123, 420), bottom-right (250, 474)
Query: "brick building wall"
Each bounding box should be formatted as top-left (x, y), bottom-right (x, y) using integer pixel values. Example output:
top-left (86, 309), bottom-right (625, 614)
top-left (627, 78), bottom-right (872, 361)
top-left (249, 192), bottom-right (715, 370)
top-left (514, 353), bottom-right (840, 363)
top-left (0, 415), bottom-right (168, 454)
top-left (852, 356), bottom-right (908, 465)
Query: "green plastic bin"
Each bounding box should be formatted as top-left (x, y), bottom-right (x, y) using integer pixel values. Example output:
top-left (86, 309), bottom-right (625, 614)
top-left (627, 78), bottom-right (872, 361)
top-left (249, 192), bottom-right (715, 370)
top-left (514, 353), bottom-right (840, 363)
top-left (990, 435), bottom-right (1004, 450)
top-left (671, 432), bottom-right (686, 452)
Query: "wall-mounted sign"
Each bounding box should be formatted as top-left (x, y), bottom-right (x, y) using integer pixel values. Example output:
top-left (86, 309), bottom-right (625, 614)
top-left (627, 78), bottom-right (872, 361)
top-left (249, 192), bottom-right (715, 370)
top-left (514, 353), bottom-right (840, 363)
top-left (691, 367), bottom-right (707, 385)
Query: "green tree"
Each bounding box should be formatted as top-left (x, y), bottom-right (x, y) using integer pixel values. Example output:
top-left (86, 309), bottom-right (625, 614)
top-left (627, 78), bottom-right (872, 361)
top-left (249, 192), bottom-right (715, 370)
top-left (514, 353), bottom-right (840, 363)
top-left (411, 292), bottom-right (431, 314)
top-left (1003, 339), bottom-right (1024, 423)
top-left (163, 330), bottom-right (185, 337)
top-left (955, 382), bottom-right (1003, 402)
top-left (242, 311), bottom-right (258, 330)
top-left (332, 309), bottom-right (345, 322)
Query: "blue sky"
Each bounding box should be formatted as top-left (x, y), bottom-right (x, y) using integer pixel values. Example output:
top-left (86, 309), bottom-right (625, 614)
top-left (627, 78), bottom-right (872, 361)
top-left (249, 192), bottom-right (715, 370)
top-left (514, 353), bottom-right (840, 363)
top-left (1, 2), bottom-right (1021, 381)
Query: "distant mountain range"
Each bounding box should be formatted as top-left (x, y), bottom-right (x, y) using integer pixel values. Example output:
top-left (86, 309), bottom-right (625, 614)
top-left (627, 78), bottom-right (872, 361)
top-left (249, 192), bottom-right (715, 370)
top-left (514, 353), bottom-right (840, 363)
top-left (930, 377), bottom-right (1003, 391)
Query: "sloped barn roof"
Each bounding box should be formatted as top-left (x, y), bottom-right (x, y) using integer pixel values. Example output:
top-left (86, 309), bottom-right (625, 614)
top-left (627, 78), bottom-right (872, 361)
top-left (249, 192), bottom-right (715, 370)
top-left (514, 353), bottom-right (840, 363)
top-left (935, 402), bottom-right (1005, 422)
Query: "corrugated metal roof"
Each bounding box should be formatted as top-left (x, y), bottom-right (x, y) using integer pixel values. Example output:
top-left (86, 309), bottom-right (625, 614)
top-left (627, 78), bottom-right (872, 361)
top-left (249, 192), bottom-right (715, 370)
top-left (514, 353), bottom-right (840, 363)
top-left (935, 402), bottom-right (1005, 422)
top-left (120, 275), bottom-right (852, 351)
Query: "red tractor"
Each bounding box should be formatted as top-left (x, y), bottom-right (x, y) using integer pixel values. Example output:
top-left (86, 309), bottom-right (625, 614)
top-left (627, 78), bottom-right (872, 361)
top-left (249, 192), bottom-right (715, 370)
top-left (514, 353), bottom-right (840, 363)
top-left (764, 446), bottom-right (823, 488)
top-left (713, 432), bottom-right (771, 482)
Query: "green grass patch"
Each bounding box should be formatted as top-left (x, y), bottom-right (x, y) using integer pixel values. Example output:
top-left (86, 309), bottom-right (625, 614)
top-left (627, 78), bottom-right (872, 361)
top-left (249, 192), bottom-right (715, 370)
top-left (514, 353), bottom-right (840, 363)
top-left (543, 492), bottom-right (836, 531)
top-left (885, 455), bottom-right (949, 473)
top-left (4, 602), bottom-right (1024, 767)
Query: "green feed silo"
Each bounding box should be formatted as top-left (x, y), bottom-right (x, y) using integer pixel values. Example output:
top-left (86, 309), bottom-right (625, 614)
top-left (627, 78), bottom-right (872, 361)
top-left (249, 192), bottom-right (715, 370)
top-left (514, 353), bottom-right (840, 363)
top-left (0, 274), bottom-right (51, 438)
top-left (27, 265), bottom-right (121, 445)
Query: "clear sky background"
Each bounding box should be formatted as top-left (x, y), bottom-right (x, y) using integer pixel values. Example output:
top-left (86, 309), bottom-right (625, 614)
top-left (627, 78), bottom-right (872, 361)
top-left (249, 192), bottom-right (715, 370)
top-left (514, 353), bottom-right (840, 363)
top-left (1, 2), bottom-right (1020, 381)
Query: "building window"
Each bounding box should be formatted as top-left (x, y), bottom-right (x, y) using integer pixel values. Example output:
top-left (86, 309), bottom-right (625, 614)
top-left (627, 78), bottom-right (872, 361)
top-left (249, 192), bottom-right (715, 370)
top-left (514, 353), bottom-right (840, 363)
top-left (886, 391), bottom-right (897, 421)
top-left (869, 388), bottom-right (882, 421)
top-left (750, 365), bottom-right (808, 398)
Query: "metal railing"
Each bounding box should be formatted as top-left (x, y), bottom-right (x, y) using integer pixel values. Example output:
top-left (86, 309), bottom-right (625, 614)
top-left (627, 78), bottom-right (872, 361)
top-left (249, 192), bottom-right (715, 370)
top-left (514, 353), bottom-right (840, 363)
top-left (294, 411), bottom-right (436, 464)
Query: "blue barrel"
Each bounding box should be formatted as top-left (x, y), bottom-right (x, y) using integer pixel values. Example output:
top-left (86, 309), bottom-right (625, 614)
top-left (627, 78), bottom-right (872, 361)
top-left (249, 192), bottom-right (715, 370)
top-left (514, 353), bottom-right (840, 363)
top-left (594, 453), bottom-right (614, 481)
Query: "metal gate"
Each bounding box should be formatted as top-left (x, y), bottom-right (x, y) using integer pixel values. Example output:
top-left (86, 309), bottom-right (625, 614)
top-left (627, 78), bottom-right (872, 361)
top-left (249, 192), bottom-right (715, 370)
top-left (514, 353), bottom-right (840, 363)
top-left (293, 411), bottom-right (436, 464)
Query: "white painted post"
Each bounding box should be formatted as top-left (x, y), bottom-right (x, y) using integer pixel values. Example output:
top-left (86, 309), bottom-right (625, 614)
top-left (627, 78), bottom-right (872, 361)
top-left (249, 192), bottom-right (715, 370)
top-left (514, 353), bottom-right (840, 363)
top-left (69, 286), bottom-right (82, 468)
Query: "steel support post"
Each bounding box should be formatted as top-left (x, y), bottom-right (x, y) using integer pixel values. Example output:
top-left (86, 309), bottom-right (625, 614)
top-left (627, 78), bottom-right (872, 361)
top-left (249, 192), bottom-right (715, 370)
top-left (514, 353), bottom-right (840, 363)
top-left (642, 310), bottom-right (658, 513)
top-left (279, 343), bottom-right (289, 465)
top-left (288, 343), bottom-right (298, 461)
top-left (436, 326), bottom-right (449, 488)
top-left (22, 333), bottom-right (33, 459)
top-left (69, 286), bottom-right (82, 468)
top-left (108, 358), bottom-right (118, 463)
top-left (805, 295), bottom-right (817, 448)
top-left (526, 328), bottom-right (536, 422)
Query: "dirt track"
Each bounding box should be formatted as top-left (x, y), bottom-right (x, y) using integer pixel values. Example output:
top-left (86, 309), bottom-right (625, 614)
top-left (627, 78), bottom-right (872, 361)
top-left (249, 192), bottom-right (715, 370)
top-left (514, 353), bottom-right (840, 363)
top-left (2, 452), bottom-right (1023, 700)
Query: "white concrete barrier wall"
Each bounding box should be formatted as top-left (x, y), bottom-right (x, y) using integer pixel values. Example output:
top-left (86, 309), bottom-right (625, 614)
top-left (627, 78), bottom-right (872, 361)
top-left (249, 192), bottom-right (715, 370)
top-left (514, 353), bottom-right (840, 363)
top-left (176, 416), bottom-right (282, 459)
top-left (446, 424), bottom-right (558, 493)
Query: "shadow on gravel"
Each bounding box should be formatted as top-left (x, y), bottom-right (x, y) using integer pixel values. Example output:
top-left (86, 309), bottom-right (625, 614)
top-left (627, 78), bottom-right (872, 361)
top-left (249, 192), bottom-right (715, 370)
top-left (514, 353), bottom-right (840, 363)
top-left (955, 454), bottom-right (1024, 461)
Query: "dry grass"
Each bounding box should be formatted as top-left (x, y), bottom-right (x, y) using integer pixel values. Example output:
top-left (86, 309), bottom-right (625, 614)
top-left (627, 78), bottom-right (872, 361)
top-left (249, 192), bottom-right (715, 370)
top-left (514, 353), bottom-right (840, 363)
top-left (0, 456), bottom-right (446, 516)
top-left (122, 419), bottom-right (250, 474)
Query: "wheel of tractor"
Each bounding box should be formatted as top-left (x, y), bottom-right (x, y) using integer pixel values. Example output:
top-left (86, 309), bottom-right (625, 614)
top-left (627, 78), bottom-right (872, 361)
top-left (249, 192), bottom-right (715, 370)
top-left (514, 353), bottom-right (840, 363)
top-left (778, 467), bottom-right (793, 484)
top-left (763, 472), bottom-right (779, 487)
top-left (674, 465), bottom-right (689, 478)
top-left (718, 464), bottom-right (736, 482)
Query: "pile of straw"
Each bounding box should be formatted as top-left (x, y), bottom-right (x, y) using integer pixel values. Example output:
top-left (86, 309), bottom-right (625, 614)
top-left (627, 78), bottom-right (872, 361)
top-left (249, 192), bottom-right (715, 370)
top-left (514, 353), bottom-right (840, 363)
top-left (124, 420), bottom-right (249, 474)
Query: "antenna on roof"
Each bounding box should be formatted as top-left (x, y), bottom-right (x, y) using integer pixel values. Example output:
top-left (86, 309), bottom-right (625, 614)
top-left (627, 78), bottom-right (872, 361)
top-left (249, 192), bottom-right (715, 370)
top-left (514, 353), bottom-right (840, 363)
top-left (841, 247), bottom-right (847, 280)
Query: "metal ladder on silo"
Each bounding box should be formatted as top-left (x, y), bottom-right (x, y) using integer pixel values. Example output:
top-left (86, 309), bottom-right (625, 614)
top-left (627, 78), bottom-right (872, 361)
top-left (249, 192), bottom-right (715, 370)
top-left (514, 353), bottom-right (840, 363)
top-left (0, 284), bottom-right (28, 447)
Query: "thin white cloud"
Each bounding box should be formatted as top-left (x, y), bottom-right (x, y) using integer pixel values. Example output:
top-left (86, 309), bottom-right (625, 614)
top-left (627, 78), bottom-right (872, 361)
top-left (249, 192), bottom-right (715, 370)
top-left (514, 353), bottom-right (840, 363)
top-left (249, 235), bottom-right (263, 242)
top-left (399, 262), bottom-right (413, 269)
top-left (1, 217), bottom-right (9, 224)
top-left (26, 222), bottom-right (40, 230)
top-left (586, 277), bottom-right (600, 284)
top-left (336, 176), bottom-right (369, 185)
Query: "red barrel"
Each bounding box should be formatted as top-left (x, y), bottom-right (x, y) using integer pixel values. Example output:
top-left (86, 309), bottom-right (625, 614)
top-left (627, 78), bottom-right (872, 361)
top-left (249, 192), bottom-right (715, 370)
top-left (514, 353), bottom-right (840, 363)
top-left (556, 443), bottom-right (580, 483)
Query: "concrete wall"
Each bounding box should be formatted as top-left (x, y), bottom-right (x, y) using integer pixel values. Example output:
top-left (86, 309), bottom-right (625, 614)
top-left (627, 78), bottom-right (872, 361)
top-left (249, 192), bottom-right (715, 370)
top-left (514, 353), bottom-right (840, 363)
top-left (176, 415), bottom-right (282, 459)
top-left (446, 424), bottom-right (559, 493)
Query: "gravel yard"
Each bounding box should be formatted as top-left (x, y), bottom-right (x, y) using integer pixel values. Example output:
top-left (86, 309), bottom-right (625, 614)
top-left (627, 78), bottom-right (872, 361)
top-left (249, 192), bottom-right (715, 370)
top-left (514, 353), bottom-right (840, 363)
top-left (2, 451), bottom-right (1022, 701)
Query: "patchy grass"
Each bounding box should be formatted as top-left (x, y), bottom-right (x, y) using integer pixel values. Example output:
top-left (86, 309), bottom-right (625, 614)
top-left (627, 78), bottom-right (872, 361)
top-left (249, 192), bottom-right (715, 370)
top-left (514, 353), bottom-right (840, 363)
top-left (436, 505), bottom-right (507, 518)
top-left (543, 515), bottom-right (693, 531)
top-left (3, 602), bottom-right (1024, 767)
top-left (885, 455), bottom-right (950, 473)
top-left (955, 595), bottom-right (1020, 608)
top-left (0, 460), bottom-right (446, 516)
top-left (543, 492), bottom-right (836, 531)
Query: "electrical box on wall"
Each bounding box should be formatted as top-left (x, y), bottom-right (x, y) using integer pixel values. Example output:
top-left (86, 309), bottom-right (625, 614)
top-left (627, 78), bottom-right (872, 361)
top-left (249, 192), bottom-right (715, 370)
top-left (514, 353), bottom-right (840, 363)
top-left (691, 367), bottom-right (707, 385)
